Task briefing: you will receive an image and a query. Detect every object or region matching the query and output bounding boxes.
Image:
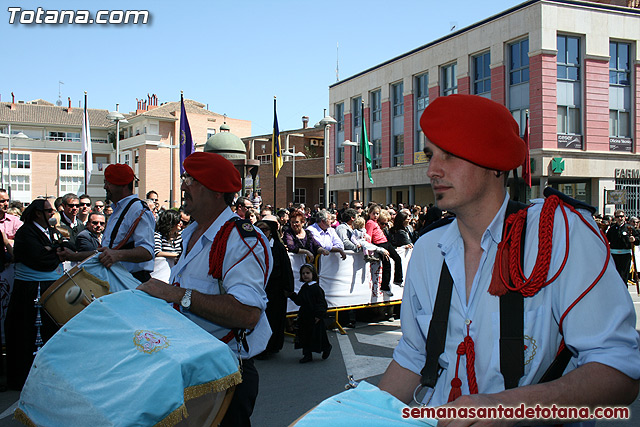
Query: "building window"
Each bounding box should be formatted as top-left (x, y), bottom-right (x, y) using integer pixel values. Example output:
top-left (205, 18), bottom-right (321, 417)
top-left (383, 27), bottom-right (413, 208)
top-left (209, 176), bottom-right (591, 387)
top-left (392, 82), bottom-right (404, 167)
top-left (392, 82), bottom-right (404, 116)
top-left (509, 39), bottom-right (529, 85)
top-left (415, 73), bottom-right (429, 153)
top-left (557, 35), bottom-right (582, 138)
top-left (60, 176), bottom-right (82, 194)
top-left (557, 35), bottom-right (580, 81)
top-left (49, 131), bottom-right (80, 142)
top-left (441, 63), bottom-right (458, 96)
top-left (257, 154), bottom-right (272, 164)
top-left (508, 38), bottom-right (530, 134)
top-left (4, 153), bottom-right (31, 170)
top-left (473, 51), bottom-right (491, 96)
top-left (370, 90), bottom-right (382, 170)
top-left (335, 102), bottom-right (345, 167)
top-left (372, 139), bottom-right (382, 170)
top-left (351, 96), bottom-right (362, 170)
top-left (371, 90), bottom-right (381, 122)
top-left (609, 42), bottom-right (631, 139)
top-left (207, 129), bottom-right (216, 140)
top-left (60, 153), bottom-right (83, 171)
top-left (294, 188), bottom-right (306, 204)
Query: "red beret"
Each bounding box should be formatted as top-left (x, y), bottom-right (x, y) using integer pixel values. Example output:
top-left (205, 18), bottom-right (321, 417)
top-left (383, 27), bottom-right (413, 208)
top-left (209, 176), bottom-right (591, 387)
top-left (104, 164), bottom-right (135, 185)
top-left (420, 94), bottom-right (525, 171)
top-left (183, 152), bottom-right (241, 193)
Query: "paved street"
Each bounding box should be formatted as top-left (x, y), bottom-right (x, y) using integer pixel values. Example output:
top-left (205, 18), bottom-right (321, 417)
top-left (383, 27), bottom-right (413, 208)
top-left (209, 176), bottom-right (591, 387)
top-left (0, 290), bottom-right (639, 426)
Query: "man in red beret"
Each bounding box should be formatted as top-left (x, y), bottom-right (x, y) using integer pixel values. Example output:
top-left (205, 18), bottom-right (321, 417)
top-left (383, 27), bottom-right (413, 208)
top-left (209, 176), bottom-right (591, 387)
top-left (378, 95), bottom-right (639, 421)
top-left (138, 152), bottom-right (272, 426)
top-left (61, 164), bottom-right (155, 281)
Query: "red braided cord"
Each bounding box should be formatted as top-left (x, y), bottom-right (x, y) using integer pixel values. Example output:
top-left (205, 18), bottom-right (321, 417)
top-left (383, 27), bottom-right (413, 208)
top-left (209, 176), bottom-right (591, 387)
top-left (495, 196), bottom-right (611, 346)
top-left (496, 196), bottom-right (571, 297)
top-left (209, 221), bottom-right (236, 278)
top-left (464, 334), bottom-right (478, 394)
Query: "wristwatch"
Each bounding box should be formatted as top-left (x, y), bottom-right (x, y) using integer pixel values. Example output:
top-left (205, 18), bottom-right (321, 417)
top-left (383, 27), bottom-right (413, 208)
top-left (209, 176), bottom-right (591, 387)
top-left (181, 289), bottom-right (193, 310)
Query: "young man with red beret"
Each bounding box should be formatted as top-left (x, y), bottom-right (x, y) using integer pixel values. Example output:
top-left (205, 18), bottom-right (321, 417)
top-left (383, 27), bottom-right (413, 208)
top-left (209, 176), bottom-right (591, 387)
top-left (378, 95), bottom-right (640, 424)
top-left (98, 164), bottom-right (155, 281)
top-left (138, 152), bottom-right (272, 426)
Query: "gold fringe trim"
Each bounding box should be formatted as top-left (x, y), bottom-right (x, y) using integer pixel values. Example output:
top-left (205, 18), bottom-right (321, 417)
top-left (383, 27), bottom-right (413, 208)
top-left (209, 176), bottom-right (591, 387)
top-left (152, 370), bottom-right (242, 427)
top-left (153, 404), bottom-right (188, 427)
top-left (14, 371), bottom-right (242, 427)
top-left (184, 370), bottom-right (242, 402)
top-left (13, 408), bottom-right (36, 427)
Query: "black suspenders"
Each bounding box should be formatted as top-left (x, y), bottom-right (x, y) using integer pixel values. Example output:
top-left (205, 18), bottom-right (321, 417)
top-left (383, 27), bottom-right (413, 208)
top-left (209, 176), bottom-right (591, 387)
top-left (420, 200), bottom-right (528, 390)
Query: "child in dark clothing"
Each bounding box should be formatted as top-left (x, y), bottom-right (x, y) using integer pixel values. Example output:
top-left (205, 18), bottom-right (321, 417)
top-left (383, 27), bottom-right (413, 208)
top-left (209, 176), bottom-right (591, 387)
top-left (289, 263), bottom-right (332, 363)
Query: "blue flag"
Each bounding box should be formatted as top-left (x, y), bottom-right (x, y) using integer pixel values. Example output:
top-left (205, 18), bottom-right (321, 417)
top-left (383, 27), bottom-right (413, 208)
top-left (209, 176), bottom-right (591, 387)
top-left (273, 97), bottom-right (283, 178)
top-left (179, 94), bottom-right (193, 174)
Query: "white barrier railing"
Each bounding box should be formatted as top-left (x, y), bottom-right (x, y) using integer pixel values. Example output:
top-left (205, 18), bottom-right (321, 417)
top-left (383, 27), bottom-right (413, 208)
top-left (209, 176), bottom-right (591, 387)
top-left (287, 247), bottom-right (412, 313)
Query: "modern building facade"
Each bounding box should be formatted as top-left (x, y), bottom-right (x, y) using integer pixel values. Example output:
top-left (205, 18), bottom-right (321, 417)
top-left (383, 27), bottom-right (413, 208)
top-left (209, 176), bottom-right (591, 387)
top-left (0, 95), bottom-right (250, 207)
top-left (328, 0), bottom-right (640, 216)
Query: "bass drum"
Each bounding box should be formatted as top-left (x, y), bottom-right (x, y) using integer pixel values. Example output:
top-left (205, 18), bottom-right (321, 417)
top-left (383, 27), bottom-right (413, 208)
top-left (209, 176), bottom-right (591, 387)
top-left (40, 262), bottom-right (110, 326)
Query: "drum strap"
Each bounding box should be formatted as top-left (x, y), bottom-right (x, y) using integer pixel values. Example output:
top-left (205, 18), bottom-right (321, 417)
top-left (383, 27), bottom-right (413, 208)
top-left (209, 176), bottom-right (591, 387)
top-left (108, 198), bottom-right (149, 250)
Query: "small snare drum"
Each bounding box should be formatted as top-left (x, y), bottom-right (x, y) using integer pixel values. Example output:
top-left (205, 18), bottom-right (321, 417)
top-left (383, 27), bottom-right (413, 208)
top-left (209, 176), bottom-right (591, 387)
top-left (40, 262), bottom-right (110, 326)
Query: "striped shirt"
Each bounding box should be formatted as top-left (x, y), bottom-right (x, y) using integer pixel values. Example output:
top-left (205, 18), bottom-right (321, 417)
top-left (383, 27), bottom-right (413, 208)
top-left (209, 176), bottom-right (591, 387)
top-left (154, 231), bottom-right (183, 257)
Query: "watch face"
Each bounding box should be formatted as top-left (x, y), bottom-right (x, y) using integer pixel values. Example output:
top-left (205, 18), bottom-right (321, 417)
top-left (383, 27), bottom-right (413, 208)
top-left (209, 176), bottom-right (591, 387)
top-left (181, 290), bottom-right (191, 308)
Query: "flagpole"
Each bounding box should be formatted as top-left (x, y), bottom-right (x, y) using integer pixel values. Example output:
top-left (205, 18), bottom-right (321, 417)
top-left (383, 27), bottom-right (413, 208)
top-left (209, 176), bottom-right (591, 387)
top-left (273, 97), bottom-right (277, 208)
top-left (83, 91), bottom-right (89, 195)
top-left (361, 100), bottom-right (366, 205)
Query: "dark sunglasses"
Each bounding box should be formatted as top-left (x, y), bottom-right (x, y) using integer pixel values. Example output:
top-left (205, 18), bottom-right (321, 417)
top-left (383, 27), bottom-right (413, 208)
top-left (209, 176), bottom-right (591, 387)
top-left (0, 199), bottom-right (9, 203)
top-left (616, 215), bottom-right (625, 218)
top-left (79, 203), bottom-right (91, 207)
top-left (91, 221), bottom-right (105, 225)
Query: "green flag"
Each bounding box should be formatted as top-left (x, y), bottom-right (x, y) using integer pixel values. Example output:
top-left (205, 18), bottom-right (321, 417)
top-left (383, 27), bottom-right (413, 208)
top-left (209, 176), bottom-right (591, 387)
top-left (361, 101), bottom-right (374, 184)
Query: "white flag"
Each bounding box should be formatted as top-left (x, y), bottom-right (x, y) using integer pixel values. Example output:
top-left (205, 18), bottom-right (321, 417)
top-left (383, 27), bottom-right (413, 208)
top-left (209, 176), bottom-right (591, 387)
top-left (81, 94), bottom-right (92, 194)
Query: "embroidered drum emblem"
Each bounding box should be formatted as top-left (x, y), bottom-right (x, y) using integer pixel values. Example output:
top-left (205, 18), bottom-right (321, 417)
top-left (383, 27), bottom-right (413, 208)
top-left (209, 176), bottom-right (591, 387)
top-left (133, 330), bottom-right (170, 354)
top-left (242, 223), bottom-right (254, 232)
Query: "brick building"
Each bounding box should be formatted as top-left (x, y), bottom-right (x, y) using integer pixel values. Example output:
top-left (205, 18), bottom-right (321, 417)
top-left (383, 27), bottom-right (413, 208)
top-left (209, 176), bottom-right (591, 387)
top-left (328, 0), bottom-right (640, 216)
top-left (0, 95), bottom-right (250, 207)
top-left (243, 119), bottom-right (325, 209)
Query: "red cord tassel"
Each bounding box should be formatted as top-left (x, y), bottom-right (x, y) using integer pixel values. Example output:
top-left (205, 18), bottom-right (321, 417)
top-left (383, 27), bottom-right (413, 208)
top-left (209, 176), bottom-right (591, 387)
top-left (448, 322), bottom-right (478, 402)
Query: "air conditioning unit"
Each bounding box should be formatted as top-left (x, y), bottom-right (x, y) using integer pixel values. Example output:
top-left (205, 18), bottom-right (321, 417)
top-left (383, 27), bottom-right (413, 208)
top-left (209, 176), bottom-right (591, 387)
top-left (310, 139), bottom-right (319, 146)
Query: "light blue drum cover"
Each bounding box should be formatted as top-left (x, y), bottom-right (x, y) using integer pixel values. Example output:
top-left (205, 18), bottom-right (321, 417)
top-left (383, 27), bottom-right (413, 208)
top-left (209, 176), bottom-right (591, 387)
top-left (294, 381), bottom-right (436, 426)
top-left (16, 290), bottom-right (241, 426)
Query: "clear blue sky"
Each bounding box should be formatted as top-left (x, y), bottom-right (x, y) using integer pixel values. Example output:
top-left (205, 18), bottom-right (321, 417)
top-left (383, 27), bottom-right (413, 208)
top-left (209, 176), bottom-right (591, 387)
top-left (2, 0), bottom-right (521, 135)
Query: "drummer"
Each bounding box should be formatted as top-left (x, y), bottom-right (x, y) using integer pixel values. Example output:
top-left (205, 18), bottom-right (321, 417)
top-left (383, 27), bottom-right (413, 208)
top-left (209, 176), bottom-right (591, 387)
top-left (58, 164), bottom-right (155, 282)
top-left (138, 152), bottom-right (272, 427)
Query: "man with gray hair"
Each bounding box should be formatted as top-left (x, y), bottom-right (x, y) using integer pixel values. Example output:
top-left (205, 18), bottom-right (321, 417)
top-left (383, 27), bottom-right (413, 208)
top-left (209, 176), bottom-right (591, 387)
top-left (307, 209), bottom-right (346, 260)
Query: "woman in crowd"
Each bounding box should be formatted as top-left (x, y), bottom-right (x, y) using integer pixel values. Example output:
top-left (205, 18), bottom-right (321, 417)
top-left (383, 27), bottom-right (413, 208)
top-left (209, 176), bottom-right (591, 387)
top-left (255, 216), bottom-right (294, 357)
top-left (283, 211), bottom-right (329, 262)
top-left (366, 205), bottom-right (403, 296)
top-left (5, 199), bottom-right (64, 390)
top-left (246, 208), bottom-right (259, 224)
top-left (151, 209), bottom-right (183, 282)
top-left (389, 209), bottom-right (416, 249)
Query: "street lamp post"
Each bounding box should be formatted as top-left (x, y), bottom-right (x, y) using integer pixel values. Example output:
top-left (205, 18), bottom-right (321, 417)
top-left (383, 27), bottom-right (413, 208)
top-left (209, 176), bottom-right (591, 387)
top-left (282, 150), bottom-right (305, 205)
top-left (6, 127), bottom-right (29, 200)
top-left (315, 114), bottom-right (336, 208)
top-left (107, 104), bottom-right (128, 164)
top-left (343, 138), bottom-right (372, 202)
